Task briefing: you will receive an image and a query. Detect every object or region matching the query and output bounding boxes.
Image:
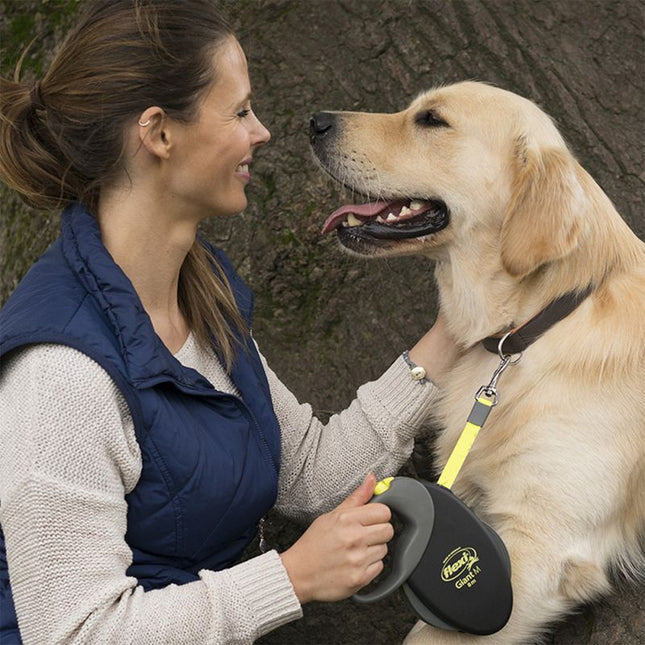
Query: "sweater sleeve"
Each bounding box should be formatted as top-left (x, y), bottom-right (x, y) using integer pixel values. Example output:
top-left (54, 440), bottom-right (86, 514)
top-left (256, 346), bottom-right (442, 521)
top-left (0, 345), bottom-right (300, 645)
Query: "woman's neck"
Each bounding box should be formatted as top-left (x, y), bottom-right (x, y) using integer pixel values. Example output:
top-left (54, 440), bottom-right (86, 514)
top-left (97, 189), bottom-right (196, 353)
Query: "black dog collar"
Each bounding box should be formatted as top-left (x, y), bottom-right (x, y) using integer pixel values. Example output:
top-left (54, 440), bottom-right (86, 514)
top-left (482, 286), bottom-right (593, 355)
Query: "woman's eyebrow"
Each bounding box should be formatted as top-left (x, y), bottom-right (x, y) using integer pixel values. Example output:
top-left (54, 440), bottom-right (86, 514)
top-left (237, 92), bottom-right (252, 105)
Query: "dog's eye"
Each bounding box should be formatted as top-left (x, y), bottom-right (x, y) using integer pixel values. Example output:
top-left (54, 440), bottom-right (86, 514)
top-left (415, 110), bottom-right (448, 128)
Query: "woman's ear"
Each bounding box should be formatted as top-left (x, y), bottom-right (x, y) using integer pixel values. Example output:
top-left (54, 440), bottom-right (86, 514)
top-left (137, 107), bottom-right (172, 160)
top-left (501, 139), bottom-right (585, 278)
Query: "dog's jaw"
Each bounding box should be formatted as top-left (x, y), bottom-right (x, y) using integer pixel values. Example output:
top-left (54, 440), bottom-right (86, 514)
top-left (433, 254), bottom-right (520, 348)
top-left (336, 227), bottom-right (447, 257)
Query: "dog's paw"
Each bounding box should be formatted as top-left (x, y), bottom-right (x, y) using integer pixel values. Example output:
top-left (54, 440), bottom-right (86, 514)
top-left (402, 621), bottom-right (457, 645)
top-left (402, 622), bottom-right (433, 645)
top-left (559, 558), bottom-right (611, 603)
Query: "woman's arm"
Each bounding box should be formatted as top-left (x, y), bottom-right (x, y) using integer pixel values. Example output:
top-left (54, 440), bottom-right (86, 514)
top-left (0, 345), bottom-right (300, 644)
top-left (261, 315), bottom-right (459, 520)
top-left (408, 313), bottom-right (460, 384)
top-left (258, 315), bottom-right (458, 602)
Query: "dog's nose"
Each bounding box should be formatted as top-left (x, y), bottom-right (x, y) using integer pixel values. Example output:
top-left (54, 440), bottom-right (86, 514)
top-left (309, 112), bottom-right (336, 144)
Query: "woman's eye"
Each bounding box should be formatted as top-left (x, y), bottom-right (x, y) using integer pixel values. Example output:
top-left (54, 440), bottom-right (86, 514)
top-left (237, 107), bottom-right (251, 118)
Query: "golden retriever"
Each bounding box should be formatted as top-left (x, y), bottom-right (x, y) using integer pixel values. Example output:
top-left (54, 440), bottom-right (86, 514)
top-left (309, 81), bottom-right (645, 644)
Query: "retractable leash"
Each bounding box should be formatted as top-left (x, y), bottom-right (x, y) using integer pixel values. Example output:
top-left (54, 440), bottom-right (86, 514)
top-left (354, 335), bottom-right (520, 636)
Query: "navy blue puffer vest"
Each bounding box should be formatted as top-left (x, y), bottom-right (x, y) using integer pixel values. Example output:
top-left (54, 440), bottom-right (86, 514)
top-left (0, 203), bottom-right (281, 643)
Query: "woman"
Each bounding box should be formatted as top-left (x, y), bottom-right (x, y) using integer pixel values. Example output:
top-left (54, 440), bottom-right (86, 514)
top-left (0, 1), bottom-right (458, 643)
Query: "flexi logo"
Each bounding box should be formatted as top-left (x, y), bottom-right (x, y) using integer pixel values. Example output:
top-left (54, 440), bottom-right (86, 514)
top-left (441, 546), bottom-right (481, 588)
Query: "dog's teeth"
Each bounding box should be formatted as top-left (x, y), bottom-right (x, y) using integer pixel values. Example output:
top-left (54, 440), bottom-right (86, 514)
top-left (376, 215), bottom-right (385, 224)
top-left (387, 213), bottom-right (398, 222)
top-left (347, 213), bottom-right (362, 227)
top-left (410, 200), bottom-right (424, 210)
top-left (400, 206), bottom-right (412, 217)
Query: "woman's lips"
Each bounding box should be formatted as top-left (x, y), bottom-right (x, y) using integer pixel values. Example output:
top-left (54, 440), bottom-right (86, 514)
top-left (236, 159), bottom-right (251, 181)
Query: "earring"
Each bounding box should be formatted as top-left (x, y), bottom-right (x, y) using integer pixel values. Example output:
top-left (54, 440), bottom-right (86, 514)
top-left (138, 118), bottom-right (151, 127)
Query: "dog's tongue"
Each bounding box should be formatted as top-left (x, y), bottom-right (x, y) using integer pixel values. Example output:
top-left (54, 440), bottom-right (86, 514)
top-left (322, 201), bottom-right (392, 234)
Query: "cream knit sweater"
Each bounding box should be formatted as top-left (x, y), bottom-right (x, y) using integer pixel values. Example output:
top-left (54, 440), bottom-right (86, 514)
top-left (0, 334), bottom-right (439, 644)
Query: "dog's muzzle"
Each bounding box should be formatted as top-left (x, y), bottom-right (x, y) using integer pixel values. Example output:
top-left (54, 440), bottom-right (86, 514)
top-left (309, 111), bottom-right (337, 146)
top-left (309, 110), bottom-right (450, 252)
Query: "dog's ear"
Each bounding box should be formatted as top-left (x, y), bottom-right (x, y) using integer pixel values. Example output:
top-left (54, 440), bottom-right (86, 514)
top-left (501, 140), bottom-right (584, 278)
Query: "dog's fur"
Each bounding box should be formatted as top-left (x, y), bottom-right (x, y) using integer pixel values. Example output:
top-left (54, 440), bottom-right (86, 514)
top-left (312, 81), bottom-right (645, 644)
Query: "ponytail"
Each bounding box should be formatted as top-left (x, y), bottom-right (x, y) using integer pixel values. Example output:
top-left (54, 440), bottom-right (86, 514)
top-left (0, 76), bottom-right (79, 210)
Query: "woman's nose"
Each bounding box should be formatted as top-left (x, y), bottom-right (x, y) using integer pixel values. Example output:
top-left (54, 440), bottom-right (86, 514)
top-left (253, 114), bottom-right (271, 145)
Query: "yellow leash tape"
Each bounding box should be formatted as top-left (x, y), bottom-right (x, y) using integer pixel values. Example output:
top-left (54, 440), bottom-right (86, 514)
top-left (437, 395), bottom-right (494, 490)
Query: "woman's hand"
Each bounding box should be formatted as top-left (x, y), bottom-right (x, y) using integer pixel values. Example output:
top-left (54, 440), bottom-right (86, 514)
top-left (280, 473), bottom-right (393, 604)
top-left (408, 311), bottom-right (460, 385)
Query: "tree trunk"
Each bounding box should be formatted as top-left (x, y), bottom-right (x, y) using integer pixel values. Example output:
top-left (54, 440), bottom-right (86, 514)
top-left (1, 1), bottom-right (643, 643)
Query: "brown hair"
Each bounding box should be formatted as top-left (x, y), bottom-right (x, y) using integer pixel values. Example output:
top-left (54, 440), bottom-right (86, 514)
top-left (0, 0), bottom-right (247, 368)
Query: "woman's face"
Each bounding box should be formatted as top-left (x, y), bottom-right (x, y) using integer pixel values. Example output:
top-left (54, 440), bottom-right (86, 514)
top-left (167, 37), bottom-right (271, 220)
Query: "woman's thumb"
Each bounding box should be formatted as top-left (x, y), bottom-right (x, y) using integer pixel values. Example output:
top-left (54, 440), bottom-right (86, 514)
top-left (339, 472), bottom-right (377, 508)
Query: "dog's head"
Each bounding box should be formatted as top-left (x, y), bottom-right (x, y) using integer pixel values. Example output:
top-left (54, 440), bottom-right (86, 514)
top-left (310, 81), bottom-right (585, 280)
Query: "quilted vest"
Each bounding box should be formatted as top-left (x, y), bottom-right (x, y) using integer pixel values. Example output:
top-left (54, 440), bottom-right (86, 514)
top-left (0, 203), bottom-right (281, 642)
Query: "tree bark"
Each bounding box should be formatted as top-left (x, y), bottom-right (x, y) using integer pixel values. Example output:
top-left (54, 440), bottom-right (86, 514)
top-left (1, 1), bottom-right (643, 643)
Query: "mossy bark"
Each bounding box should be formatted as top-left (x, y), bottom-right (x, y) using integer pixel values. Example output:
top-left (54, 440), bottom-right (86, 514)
top-left (1, 1), bottom-right (643, 643)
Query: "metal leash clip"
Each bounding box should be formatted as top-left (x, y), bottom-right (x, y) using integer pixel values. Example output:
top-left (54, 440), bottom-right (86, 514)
top-left (476, 332), bottom-right (522, 405)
